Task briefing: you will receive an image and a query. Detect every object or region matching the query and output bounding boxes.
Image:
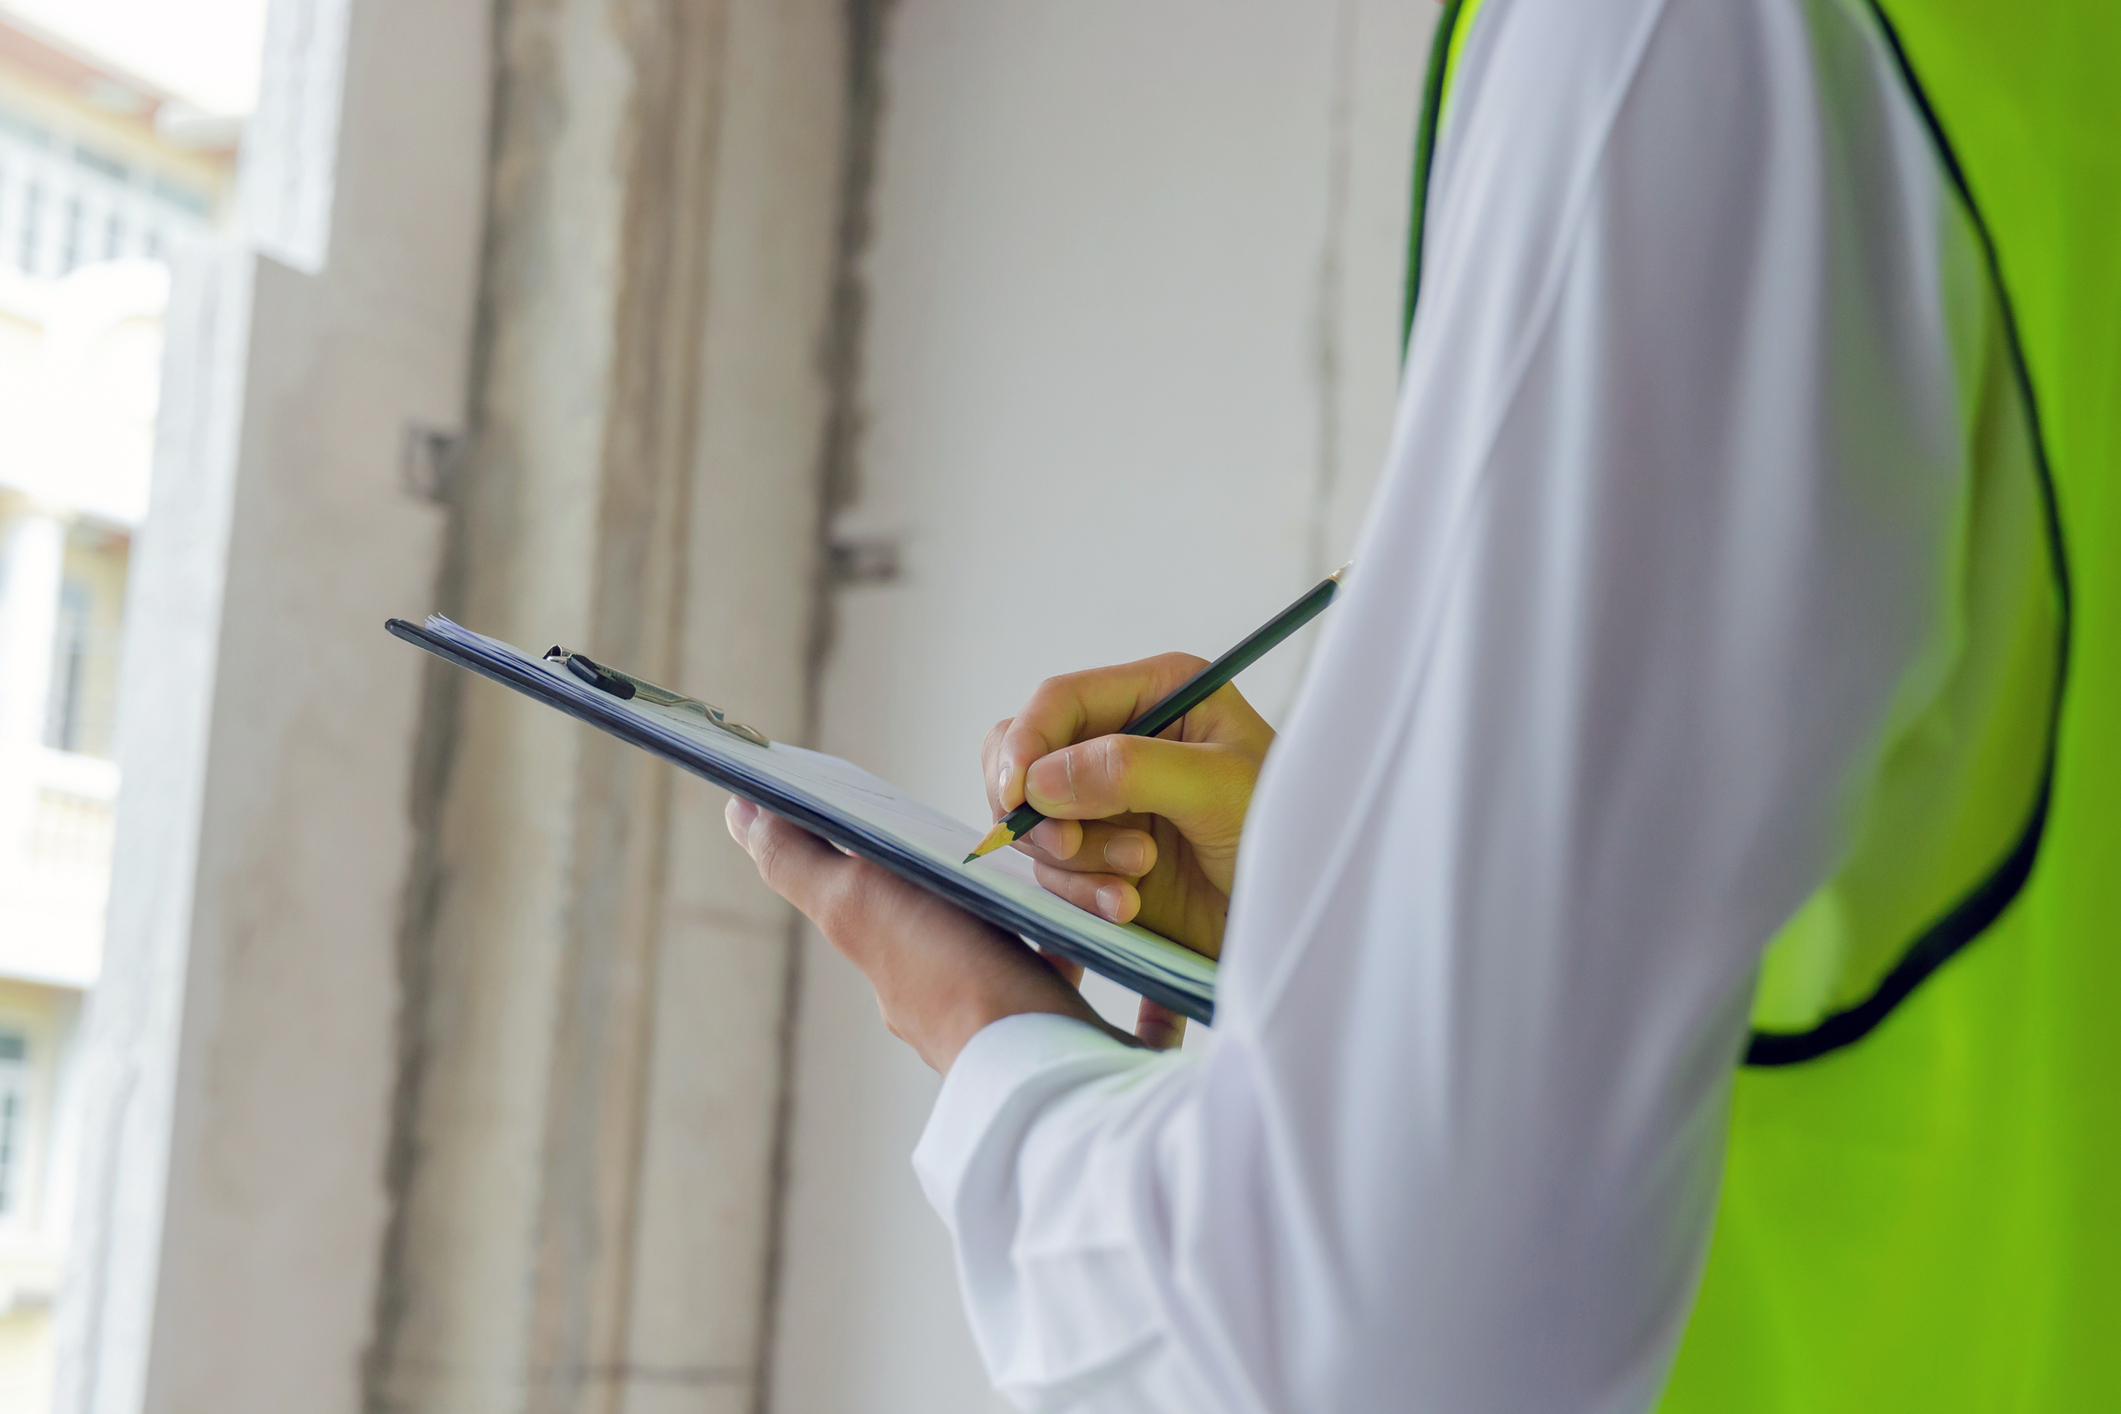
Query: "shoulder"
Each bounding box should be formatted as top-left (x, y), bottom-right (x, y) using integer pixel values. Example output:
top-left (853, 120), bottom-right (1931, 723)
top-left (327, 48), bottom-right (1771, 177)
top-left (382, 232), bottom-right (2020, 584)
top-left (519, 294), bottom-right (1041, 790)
top-left (1413, 0), bottom-right (1889, 332)
top-left (1434, 0), bottom-right (1814, 197)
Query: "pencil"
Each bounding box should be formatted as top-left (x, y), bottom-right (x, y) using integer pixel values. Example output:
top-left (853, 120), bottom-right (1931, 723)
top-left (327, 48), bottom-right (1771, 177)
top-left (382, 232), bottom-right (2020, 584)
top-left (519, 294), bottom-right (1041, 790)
top-left (965, 565), bottom-right (1350, 864)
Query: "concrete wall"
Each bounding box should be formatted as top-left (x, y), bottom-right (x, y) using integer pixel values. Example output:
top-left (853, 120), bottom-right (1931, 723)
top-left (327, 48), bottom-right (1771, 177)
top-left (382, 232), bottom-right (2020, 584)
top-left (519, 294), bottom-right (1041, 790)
top-left (768, 3), bottom-right (1432, 1410)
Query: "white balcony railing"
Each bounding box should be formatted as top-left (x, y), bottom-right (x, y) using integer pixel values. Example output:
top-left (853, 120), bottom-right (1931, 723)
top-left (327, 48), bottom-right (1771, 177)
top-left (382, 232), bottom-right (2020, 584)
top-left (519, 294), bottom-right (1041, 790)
top-left (0, 103), bottom-right (214, 280)
top-left (0, 748), bottom-right (116, 989)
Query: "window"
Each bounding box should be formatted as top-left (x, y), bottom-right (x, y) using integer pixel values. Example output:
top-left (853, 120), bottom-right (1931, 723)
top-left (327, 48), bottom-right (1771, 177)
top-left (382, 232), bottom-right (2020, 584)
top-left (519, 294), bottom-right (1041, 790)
top-left (74, 146), bottom-right (127, 182)
top-left (0, 1032), bottom-right (27, 1220)
top-left (0, 108), bottom-right (50, 149)
top-left (151, 175), bottom-right (209, 219)
top-left (105, 211), bottom-right (125, 259)
top-left (17, 179), bottom-right (39, 272)
top-left (61, 195), bottom-right (83, 273)
top-left (45, 580), bottom-right (95, 755)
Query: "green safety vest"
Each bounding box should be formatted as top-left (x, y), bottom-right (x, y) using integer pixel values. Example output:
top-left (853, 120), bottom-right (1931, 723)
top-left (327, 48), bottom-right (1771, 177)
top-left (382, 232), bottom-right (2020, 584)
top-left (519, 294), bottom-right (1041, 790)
top-left (1404, 1), bottom-right (2121, 1407)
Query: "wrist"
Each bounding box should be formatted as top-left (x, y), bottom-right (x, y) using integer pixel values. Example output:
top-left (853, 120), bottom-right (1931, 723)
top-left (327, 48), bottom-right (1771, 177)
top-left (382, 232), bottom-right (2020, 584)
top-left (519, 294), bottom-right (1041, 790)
top-left (931, 970), bottom-right (1121, 1073)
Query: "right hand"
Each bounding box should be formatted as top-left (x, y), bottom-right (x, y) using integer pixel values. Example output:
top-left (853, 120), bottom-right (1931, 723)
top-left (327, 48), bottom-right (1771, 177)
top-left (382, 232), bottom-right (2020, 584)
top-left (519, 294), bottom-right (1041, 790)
top-left (982, 654), bottom-right (1276, 964)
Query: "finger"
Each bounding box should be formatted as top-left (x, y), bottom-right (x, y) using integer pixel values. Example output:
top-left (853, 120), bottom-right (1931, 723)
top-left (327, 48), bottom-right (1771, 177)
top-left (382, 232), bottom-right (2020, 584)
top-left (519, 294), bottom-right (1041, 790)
top-left (1032, 861), bottom-right (1140, 924)
top-left (1018, 815), bottom-right (1082, 861)
top-left (1134, 999), bottom-right (1186, 1051)
top-left (1018, 819), bottom-right (1156, 876)
top-left (1037, 947), bottom-right (1086, 988)
top-left (1023, 734), bottom-right (1256, 833)
top-left (728, 798), bottom-right (856, 920)
top-left (994, 654), bottom-right (1210, 810)
top-left (981, 718), bottom-right (1014, 818)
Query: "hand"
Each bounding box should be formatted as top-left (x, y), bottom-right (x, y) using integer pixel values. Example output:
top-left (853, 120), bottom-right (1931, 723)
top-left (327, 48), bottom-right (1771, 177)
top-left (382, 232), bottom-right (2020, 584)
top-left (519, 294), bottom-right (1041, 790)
top-left (984, 654), bottom-right (1275, 959)
top-left (726, 797), bottom-right (1129, 1071)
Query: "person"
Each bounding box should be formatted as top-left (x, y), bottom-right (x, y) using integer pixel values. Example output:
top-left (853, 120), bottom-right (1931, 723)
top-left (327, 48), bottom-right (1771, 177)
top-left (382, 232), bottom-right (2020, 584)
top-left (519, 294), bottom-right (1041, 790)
top-left (727, 0), bottom-right (2118, 1408)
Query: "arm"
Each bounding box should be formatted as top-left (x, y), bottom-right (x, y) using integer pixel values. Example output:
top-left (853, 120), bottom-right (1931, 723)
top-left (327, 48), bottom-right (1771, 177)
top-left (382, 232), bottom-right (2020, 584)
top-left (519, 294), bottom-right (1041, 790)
top-left (742, 0), bottom-right (1972, 1407)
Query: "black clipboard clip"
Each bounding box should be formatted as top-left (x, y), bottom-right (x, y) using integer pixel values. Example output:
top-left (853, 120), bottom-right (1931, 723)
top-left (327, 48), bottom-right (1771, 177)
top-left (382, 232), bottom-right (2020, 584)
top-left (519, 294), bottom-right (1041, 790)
top-left (542, 646), bottom-right (770, 748)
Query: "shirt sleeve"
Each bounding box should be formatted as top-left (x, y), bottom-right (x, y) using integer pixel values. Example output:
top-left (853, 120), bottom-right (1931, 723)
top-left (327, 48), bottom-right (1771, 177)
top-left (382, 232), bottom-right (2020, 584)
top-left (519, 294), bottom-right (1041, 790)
top-left (914, 0), bottom-right (1973, 1409)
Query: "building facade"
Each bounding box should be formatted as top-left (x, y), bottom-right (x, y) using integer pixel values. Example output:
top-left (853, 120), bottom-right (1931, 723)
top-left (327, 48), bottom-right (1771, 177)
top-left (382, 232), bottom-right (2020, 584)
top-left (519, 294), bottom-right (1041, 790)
top-left (0, 13), bottom-right (233, 1406)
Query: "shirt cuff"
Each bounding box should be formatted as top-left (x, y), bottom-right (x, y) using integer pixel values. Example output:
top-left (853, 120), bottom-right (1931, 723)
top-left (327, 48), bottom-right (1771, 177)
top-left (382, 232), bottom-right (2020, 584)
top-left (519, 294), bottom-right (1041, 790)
top-left (913, 1011), bottom-right (1139, 1220)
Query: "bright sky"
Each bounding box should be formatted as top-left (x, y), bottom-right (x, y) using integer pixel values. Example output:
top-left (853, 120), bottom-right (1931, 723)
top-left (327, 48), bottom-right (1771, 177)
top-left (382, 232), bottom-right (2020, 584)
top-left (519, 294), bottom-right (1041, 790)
top-left (2, 0), bottom-right (268, 116)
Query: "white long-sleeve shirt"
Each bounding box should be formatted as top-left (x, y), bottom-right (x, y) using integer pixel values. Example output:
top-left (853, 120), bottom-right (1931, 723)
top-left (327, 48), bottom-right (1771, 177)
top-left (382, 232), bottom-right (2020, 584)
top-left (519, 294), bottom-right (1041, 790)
top-left (914, 0), bottom-right (1985, 1409)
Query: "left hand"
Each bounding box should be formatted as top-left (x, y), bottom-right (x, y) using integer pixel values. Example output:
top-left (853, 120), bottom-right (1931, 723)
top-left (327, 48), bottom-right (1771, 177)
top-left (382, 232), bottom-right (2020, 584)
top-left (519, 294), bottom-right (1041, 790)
top-left (725, 797), bottom-right (1141, 1071)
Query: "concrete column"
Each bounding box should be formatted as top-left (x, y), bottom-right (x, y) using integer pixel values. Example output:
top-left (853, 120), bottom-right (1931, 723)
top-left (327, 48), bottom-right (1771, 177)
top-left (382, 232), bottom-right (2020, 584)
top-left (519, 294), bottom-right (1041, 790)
top-left (0, 508), bottom-right (65, 887)
top-left (363, 3), bottom-right (846, 1413)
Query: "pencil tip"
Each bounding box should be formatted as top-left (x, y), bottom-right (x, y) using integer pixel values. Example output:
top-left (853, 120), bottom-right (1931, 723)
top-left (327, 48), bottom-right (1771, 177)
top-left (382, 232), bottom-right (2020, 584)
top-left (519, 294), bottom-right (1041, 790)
top-left (964, 821), bottom-right (1015, 862)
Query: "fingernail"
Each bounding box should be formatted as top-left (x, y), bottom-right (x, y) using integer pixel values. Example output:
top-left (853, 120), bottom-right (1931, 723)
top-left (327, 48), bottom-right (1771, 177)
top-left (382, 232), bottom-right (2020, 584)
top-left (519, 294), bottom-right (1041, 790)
top-left (725, 797), bottom-right (759, 846)
top-left (1103, 835), bottom-right (1149, 875)
top-left (1096, 883), bottom-right (1130, 922)
top-left (1027, 754), bottom-right (1073, 808)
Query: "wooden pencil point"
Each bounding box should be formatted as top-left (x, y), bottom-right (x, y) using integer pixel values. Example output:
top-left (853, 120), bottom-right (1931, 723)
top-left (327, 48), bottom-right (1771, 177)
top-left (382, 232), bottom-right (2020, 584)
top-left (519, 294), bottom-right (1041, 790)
top-left (964, 820), bottom-right (1016, 862)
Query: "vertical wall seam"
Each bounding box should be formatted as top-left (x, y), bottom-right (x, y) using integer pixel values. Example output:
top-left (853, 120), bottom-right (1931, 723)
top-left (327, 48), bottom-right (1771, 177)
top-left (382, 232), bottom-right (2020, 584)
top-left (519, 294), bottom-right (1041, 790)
top-left (1308, 0), bottom-right (1361, 586)
top-left (1285, 0), bottom-right (1363, 717)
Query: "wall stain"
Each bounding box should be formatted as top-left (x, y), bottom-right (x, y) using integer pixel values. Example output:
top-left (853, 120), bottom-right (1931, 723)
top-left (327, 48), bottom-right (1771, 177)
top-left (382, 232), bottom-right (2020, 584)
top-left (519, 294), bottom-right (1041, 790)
top-left (360, 0), bottom-right (527, 1406)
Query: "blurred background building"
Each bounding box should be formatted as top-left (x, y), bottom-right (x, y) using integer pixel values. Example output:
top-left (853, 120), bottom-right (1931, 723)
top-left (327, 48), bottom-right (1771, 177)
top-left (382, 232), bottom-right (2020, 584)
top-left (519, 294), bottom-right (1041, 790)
top-left (0, 10), bottom-right (237, 1405)
top-left (0, 2), bottom-right (1432, 1412)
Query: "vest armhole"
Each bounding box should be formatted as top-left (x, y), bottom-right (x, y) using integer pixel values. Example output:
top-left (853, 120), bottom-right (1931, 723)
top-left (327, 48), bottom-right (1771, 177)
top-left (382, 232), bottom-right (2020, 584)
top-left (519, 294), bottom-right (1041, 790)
top-left (1743, 0), bottom-right (2072, 1068)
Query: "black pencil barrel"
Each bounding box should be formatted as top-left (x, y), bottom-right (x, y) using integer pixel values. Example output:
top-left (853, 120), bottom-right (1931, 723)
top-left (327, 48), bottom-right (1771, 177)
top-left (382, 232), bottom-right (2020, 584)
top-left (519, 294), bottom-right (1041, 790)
top-left (1126, 576), bottom-right (1338, 739)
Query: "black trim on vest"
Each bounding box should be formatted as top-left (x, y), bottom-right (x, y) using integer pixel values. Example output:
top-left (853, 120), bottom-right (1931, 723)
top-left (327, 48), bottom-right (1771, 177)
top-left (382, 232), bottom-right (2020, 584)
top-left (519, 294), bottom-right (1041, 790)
top-left (1742, 0), bottom-right (2073, 1066)
top-left (1402, 0), bottom-right (1467, 355)
top-left (1399, 0), bottom-right (2073, 1068)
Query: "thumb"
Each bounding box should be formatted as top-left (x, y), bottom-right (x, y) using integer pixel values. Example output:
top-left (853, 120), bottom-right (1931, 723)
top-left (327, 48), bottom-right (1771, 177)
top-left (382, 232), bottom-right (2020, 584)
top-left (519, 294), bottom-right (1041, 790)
top-left (728, 798), bottom-right (855, 921)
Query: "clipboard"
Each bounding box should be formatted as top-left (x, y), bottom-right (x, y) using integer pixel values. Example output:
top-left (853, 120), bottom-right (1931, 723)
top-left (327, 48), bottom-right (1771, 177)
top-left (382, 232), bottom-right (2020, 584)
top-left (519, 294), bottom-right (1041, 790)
top-left (387, 615), bottom-right (1218, 1022)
